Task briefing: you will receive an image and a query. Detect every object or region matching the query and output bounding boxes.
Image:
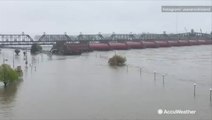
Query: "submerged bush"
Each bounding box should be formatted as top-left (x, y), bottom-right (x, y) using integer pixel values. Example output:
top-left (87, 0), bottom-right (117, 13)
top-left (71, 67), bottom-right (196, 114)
top-left (0, 64), bottom-right (19, 87)
top-left (108, 55), bottom-right (126, 66)
top-left (31, 43), bottom-right (42, 54)
top-left (15, 49), bottom-right (20, 55)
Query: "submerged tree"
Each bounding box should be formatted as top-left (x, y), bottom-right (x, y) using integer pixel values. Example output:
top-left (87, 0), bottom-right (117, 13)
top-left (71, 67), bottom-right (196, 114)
top-left (108, 55), bottom-right (126, 66)
top-left (0, 64), bottom-right (19, 87)
top-left (30, 43), bottom-right (42, 54)
top-left (15, 49), bottom-right (20, 55)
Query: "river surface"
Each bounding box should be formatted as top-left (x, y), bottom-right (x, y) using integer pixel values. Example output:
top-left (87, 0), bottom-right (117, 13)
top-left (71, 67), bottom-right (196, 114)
top-left (0, 45), bottom-right (212, 120)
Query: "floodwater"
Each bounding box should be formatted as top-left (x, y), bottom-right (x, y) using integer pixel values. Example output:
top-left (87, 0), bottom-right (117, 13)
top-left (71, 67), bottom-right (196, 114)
top-left (0, 45), bottom-right (212, 120)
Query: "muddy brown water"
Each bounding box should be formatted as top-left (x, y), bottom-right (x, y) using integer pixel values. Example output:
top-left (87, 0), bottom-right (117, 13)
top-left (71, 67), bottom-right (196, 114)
top-left (0, 45), bottom-right (212, 120)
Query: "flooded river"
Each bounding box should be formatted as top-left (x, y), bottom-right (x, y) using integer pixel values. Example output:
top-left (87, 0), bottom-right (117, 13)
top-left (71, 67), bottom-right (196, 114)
top-left (0, 45), bottom-right (212, 120)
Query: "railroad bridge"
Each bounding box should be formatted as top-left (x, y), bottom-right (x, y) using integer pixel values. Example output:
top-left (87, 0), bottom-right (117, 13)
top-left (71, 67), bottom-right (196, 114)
top-left (0, 31), bottom-right (211, 46)
top-left (0, 33), bottom-right (33, 45)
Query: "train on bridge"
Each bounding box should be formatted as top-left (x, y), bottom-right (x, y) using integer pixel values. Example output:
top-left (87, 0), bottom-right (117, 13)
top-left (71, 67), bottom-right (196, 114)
top-left (51, 39), bottom-right (212, 55)
top-left (0, 30), bottom-right (212, 55)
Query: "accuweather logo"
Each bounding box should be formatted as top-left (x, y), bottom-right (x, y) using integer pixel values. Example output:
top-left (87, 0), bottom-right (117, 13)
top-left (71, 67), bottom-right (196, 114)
top-left (157, 109), bottom-right (196, 115)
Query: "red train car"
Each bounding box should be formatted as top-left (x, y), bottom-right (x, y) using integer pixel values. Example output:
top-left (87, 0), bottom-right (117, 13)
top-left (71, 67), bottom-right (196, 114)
top-left (126, 41), bottom-right (143, 49)
top-left (89, 43), bottom-right (110, 51)
top-left (155, 41), bottom-right (169, 47)
top-left (167, 40), bottom-right (179, 46)
top-left (205, 40), bottom-right (212, 44)
top-left (142, 41), bottom-right (158, 48)
top-left (178, 40), bottom-right (190, 46)
top-left (198, 40), bottom-right (207, 45)
top-left (188, 40), bottom-right (199, 45)
top-left (63, 43), bottom-right (83, 55)
top-left (108, 42), bottom-right (128, 50)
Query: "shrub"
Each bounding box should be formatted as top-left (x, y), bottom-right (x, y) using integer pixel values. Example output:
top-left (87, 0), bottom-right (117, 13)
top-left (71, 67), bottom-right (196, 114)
top-left (31, 43), bottom-right (42, 54)
top-left (0, 64), bottom-right (19, 87)
top-left (108, 55), bottom-right (126, 66)
top-left (15, 49), bottom-right (20, 55)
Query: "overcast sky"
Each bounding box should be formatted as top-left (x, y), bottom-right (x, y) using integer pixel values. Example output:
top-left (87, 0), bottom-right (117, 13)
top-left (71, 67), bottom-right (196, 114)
top-left (0, 0), bottom-right (211, 35)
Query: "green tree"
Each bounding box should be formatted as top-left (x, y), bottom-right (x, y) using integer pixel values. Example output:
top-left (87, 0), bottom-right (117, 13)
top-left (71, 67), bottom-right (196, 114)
top-left (0, 64), bottom-right (19, 87)
top-left (31, 43), bottom-right (42, 54)
top-left (108, 55), bottom-right (126, 66)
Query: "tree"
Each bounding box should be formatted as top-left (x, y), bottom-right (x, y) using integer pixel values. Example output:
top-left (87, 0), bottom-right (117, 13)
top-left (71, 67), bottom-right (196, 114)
top-left (0, 64), bottom-right (19, 87)
top-left (15, 49), bottom-right (20, 55)
top-left (108, 55), bottom-right (126, 66)
top-left (30, 43), bottom-right (42, 54)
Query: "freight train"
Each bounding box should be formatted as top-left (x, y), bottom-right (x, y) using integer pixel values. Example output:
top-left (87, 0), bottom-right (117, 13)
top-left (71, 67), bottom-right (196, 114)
top-left (51, 40), bottom-right (212, 55)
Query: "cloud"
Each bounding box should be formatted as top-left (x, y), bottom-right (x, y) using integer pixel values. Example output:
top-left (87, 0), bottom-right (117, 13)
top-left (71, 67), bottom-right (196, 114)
top-left (0, 0), bottom-right (211, 35)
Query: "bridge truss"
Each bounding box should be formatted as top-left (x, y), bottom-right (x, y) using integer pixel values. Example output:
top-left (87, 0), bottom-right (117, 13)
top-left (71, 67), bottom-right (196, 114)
top-left (0, 31), bottom-right (211, 46)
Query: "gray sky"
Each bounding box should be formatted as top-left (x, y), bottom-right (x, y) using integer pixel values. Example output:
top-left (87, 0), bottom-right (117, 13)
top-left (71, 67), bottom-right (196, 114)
top-left (0, 0), bottom-right (211, 35)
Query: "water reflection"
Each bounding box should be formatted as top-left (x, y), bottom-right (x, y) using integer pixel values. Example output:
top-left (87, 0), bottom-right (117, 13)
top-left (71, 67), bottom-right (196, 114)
top-left (0, 80), bottom-right (22, 118)
top-left (0, 81), bottom-right (22, 104)
top-left (47, 54), bottom-right (53, 61)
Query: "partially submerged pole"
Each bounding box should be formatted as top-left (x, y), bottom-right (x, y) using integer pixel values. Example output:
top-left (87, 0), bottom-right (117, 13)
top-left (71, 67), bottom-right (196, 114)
top-left (193, 83), bottom-right (197, 97)
top-left (25, 54), bottom-right (28, 65)
top-left (30, 64), bottom-right (33, 72)
top-left (210, 88), bottom-right (212, 101)
top-left (154, 71), bottom-right (156, 80)
top-left (162, 74), bottom-right (165, 85)
top-left (140, 67), bottom-right (142, 76)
